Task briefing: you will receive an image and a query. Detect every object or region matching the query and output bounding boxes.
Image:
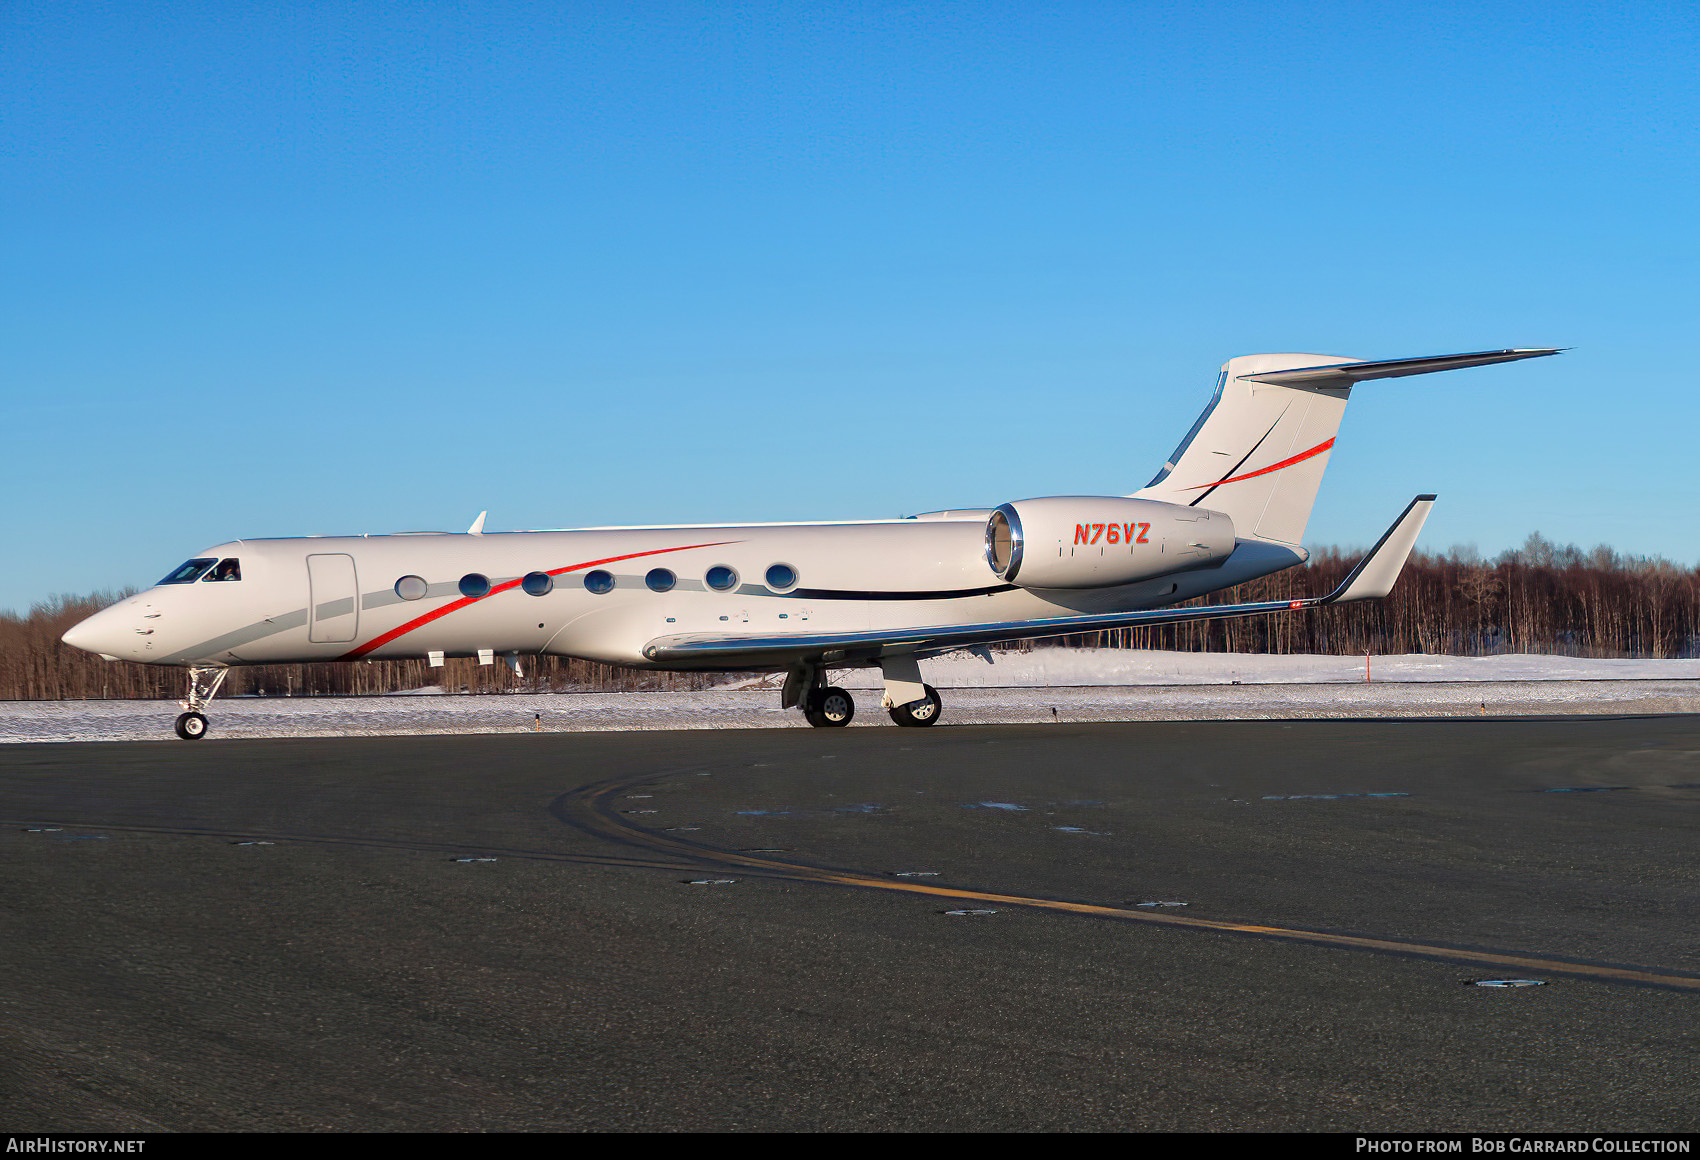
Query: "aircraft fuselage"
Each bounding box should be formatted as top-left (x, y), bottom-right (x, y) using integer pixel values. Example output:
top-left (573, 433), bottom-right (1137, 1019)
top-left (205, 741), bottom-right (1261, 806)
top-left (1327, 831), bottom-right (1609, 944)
top-left (66, 517), bottom-right (1305, 673)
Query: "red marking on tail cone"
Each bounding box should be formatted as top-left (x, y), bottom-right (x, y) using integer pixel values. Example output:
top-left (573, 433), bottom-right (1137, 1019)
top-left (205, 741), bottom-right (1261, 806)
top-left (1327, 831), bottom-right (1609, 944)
top-left (1186, 438), bottom-right (1336, 491)
top-left (339, 541), bottom-right (735, 660)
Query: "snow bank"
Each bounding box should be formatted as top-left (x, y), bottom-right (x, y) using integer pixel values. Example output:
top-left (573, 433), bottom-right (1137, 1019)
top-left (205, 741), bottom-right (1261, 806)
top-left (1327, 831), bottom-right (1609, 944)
top-left (749, 649), bottom-right (1700, 689)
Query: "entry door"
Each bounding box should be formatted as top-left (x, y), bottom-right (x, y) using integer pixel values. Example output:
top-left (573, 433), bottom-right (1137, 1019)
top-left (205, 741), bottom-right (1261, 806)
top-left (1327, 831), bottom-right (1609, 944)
top-left (306, 554), bottom-right (360, 643)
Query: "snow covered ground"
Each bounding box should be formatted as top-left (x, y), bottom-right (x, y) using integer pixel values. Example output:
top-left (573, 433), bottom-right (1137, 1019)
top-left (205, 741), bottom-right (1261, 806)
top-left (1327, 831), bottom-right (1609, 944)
top-left (793, 648), bottom-right (1700, 689)
top-left (2, 651), bottom-right (1697, 743)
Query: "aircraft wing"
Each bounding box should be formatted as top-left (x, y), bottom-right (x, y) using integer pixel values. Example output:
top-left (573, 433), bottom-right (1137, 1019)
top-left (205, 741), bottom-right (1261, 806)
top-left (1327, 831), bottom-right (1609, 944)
top-left (643, 495), bottom-right (1435, 668)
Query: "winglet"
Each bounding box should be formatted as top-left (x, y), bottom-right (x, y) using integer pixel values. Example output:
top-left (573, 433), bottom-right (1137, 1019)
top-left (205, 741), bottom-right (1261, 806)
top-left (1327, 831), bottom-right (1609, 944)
top-left (467, 511), bottom-right (487, 535)
top-left (1323, 495), bottom-right (1435, 604)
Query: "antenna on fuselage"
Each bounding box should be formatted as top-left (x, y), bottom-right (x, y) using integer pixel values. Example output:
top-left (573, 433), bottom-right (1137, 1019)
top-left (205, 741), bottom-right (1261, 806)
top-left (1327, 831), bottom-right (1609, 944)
top-left (467, 511), bottom-right (487, 535)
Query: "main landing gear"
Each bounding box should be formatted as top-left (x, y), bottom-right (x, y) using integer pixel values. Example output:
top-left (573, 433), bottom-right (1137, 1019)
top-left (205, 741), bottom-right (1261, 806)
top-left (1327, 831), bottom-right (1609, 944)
top-left (887, 684), bottom-right (942, 728)
top-left (879, 655), bottom-right (943, 728)
top-left (174, 665), bottom-right (228, 740)
top-left (784, 662), bottom-right (855, 729)
top-left (781, 659), bottom-right (945, 729)
top-left (804, 685), bottom-right (856, 728)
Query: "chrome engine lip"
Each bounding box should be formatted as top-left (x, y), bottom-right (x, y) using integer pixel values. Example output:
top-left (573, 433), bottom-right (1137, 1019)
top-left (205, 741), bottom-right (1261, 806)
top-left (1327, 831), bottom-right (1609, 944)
top-left (985, 503), bottom-right (1024, 582)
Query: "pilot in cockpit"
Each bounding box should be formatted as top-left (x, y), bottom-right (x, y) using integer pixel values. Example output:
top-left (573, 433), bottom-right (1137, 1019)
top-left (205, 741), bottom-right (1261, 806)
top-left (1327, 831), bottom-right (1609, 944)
top-left (206, 558), bottom-right (242, 582)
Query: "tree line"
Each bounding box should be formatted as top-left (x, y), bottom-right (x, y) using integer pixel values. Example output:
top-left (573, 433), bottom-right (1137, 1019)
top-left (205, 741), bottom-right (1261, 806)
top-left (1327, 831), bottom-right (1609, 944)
top-left (4, 534), bottom-right (1696, 700)
top-left (1054, 534), bottom-right (1700, 659)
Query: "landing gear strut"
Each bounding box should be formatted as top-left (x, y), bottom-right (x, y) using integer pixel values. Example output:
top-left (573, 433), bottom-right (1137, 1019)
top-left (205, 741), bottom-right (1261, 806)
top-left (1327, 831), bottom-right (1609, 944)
top-left (888, 683), bottom-right (943, 728)
top-left (804, 685), bottom-right (856, 728)
top-left (879, 655), bottom-right (942, 727)
top-left (174, 665), bottom-right (228, 741)
top-left (784, 661), bottom-right (855, 728)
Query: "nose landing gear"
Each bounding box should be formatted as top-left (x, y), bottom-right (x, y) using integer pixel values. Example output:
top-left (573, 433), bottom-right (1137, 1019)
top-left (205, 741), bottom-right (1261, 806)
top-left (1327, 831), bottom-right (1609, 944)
top-left (174, 665), bottom-right (228, 740)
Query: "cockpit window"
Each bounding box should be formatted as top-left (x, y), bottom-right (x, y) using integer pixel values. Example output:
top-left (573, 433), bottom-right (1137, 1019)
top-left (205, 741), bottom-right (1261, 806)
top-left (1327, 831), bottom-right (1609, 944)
top-left (203, 558), bottom-right (242, 582)
top-left (159, 558), bottom-right (217, 585)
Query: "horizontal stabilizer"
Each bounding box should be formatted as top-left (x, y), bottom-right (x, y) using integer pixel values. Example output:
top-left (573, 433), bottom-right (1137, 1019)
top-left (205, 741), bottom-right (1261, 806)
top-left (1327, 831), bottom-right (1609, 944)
top-left (1242, 349), bottom-right (1561, 389)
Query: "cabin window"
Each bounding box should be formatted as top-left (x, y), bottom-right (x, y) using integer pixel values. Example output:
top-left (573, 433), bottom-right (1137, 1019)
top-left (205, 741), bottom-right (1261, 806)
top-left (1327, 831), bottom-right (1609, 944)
top-left (159, 559), bottom-right (217, 585)
top-left (522, 571), bottom-right (554, 596)
top-left (203, 558), bottom-right (242, 582)
top-left (764, 563), bottom-right (797, 591)
top-left (584, 570), bottom-right (615, 594)
top-left (705, 565), bottom-right (738, 592)
top-left (459, 573), bottom-right (491, 598)
top-left (645, 568), bottom-right (676, 593)
top-left (395, 575), bottom-right (428, 601)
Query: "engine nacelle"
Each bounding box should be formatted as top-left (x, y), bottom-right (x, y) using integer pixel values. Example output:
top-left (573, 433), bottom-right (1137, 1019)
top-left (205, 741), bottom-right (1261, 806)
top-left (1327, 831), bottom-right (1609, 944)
top-left (985, 496), bottom-right (1236, 589)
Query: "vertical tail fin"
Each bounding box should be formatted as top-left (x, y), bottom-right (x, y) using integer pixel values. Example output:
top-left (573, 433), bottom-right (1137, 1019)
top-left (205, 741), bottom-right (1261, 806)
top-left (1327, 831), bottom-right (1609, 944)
top-left (1134, 353), bottom-right (1351, 546)
top-left (1133, 348), bottom-right (1559, 546)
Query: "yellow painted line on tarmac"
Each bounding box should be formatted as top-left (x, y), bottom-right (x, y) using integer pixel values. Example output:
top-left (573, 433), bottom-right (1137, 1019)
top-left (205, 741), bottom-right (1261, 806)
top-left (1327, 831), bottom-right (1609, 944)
top-left (587, 783), bottom-right (1700, 993)
top-left (777, 867), bottom-right (1700, 990)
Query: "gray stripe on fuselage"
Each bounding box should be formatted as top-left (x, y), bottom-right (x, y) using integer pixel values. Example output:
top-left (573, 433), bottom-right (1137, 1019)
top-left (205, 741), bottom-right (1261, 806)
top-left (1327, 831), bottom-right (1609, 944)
top-left (168, 576), bottom-right (517, 662)
top-left (160, 609), bottom-right (310, 664)
top-left (363, 582), bottom-right (461, 610)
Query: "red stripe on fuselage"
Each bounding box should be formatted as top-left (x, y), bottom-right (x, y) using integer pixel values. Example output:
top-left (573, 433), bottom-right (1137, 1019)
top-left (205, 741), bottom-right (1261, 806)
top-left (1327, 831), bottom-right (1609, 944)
top-left (1184, 438), bottom-right (1335, 491)
top-left (339, 541), bottom-right (736, 660)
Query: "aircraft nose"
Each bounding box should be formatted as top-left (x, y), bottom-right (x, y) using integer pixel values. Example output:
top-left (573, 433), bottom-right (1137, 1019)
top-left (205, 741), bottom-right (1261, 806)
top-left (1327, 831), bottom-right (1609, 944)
top-left (62, 605), bottom-right (130, 659)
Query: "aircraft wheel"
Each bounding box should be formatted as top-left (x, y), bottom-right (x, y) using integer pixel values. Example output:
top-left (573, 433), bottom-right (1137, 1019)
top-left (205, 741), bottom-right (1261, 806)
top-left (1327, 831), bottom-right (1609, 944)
top-left (174, 712), bottom-right (209, 740)
top-left (804, 686), bottom-right (855, 728)
top-left (888, 684), bottom-right (943, 727)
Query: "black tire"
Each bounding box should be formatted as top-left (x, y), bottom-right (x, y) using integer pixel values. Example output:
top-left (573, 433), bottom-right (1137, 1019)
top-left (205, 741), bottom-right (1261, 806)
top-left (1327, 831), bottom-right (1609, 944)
top-left (804, 686), bottom-right (855, 728)
top-left (174, 711), bottom-right (209, 740)
top-left (888, 683), bottom-right (943, 727)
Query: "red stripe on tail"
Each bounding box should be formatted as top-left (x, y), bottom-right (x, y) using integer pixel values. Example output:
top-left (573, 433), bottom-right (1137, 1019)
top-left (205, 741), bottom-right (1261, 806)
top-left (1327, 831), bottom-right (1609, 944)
top-left (1184, 438), bottom-right (1336, 491)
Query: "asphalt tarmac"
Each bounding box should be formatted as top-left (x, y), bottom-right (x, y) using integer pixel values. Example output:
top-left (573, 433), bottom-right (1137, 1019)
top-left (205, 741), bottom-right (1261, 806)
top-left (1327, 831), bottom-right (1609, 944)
top-left (2, 716), bottom-right (1698, 1131)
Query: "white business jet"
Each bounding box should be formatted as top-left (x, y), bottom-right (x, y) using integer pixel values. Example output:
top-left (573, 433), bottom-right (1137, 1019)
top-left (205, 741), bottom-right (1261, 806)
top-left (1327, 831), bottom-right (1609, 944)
top-left (63, 348), bottom-right (1558, 738)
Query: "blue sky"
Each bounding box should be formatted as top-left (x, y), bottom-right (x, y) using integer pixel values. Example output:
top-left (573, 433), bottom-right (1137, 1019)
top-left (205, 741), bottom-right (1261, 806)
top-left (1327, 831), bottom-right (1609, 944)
top-left (4, 1), bottom-right (1697, 613)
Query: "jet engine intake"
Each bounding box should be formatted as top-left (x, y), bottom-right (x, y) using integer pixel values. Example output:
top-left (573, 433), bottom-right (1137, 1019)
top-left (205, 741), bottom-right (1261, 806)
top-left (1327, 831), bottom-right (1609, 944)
top-left (986, 497), bottom-right (1235, 589)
